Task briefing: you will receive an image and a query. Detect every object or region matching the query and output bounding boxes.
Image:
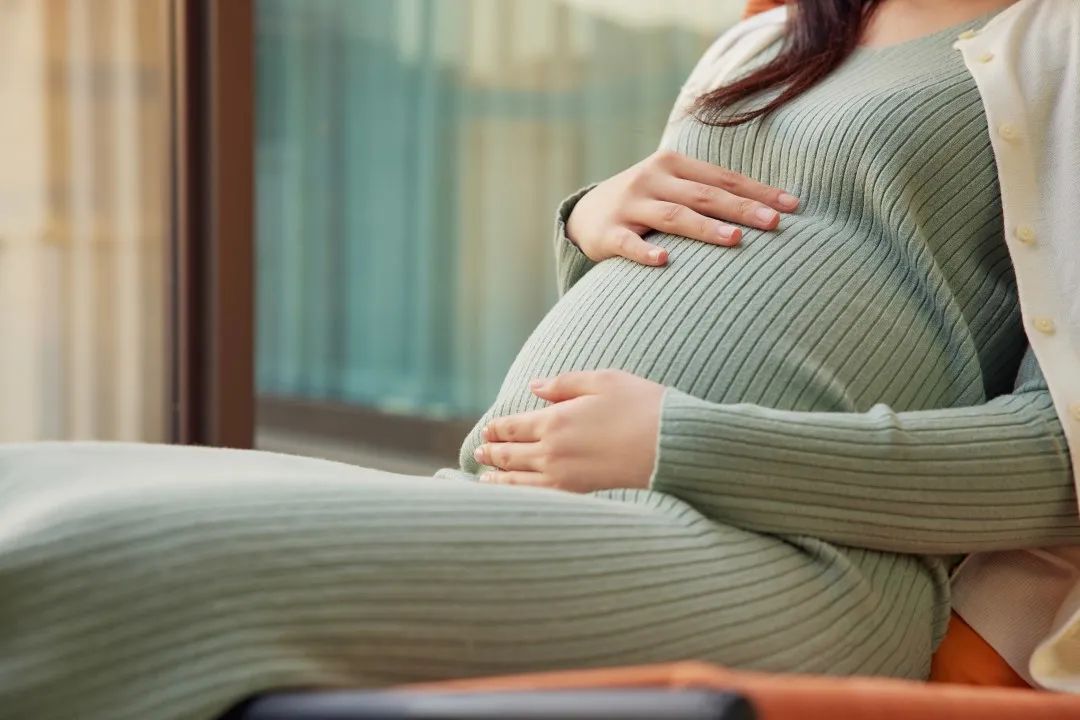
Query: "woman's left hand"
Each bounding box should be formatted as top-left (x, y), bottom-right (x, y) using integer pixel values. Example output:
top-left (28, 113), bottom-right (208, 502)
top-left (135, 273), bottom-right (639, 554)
top-left (475, 370), bottom-right (665, 493)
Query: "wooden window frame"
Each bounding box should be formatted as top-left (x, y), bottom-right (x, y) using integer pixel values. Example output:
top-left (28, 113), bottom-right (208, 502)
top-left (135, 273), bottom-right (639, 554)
top-left (170, 0), bottom-right (255, 447)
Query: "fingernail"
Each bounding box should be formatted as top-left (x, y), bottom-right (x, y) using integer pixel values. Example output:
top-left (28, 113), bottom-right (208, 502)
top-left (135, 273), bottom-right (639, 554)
top-left (473, 446), bottom-right (486, 463)
top-left (481, 424), bottom-right (491, 440)
top-left (530, 379), bottom-right (548, 391)
top-left (480, 472), bottom-right (494, 483)
top-left (648, 248), bottom-right (666, 264)
top-left (778, 193), bottom-right (799, 209)
top-left (717, 224), bottom-right (740, 241)
top-left (755, 207), bottom-right (779, 224)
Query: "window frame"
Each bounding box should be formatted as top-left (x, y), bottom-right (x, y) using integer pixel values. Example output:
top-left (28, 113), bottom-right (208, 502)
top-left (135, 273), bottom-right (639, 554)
top-left (170, 0), bottom-right (255, 447)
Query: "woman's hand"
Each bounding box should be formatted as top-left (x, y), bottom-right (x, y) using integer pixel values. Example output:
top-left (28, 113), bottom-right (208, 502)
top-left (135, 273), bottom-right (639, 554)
top-left (566, 150), bottom-right (800, 266)
top-left (474, 370), bottom-right (665, 493)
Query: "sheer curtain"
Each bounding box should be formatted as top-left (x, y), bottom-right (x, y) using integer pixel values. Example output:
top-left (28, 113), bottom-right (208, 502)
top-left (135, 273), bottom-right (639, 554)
top-left (255, 0), bottom-right (739, 421)
top-left (0, 0), bottom-right (170, 441)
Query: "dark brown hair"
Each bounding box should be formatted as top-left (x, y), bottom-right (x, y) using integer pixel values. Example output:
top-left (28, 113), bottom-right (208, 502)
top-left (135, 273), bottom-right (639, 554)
top-left (693, 0), bottom-right (883, 126)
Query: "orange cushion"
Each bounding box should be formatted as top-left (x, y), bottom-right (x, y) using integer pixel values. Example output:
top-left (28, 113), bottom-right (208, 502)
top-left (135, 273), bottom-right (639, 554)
top-left (744, 0), bottom-right (785, 18)
top-left (418, 662), bottom-right (1079, 719)
top-left (930, 612), bottom-right (1031, 688)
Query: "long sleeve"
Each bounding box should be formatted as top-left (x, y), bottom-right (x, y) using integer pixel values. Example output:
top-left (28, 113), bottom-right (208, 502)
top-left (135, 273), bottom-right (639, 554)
top-left (650, 346), bottom-right (1080, 554)
top-left (553, 185), bottom-right (597, 296)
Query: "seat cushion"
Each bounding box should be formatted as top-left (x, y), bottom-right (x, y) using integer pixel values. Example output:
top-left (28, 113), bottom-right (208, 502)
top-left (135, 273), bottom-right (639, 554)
top-left (418, 662), bottom-right (1078, 719)
top-left (930, 612), bottom-right (1031, 688)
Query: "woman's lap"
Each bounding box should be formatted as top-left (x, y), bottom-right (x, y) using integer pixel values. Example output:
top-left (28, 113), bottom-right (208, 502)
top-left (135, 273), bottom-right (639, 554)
top-left (0, 443), bottom-right (939, 720)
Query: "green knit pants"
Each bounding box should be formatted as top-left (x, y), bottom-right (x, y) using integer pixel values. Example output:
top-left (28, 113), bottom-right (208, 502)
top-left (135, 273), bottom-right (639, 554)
top-left (0, 443), bottom-right (945, 720)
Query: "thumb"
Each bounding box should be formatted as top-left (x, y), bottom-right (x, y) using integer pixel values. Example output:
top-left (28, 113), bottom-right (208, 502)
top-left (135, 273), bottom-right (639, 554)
top-left (607, 227), bottom-right (668, 267)
top-left (530, 371), bottom-right (606, 402)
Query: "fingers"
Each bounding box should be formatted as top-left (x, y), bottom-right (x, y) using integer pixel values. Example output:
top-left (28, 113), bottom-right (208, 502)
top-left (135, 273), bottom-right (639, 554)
top-left (643, 199), bottom-right (745, 245)
top-left (474, 442), bottom-right (546, 472)
top-left (583, 150), bottom-right (801, 268)
top-left (529, 370), bottom-right (613, 402)
top-left (664, 177), bottom-right (781, 232)
top-left (667, 153), bottom-right (799, 213)
top-left (605, 227), bottom-right (669, 266)
top-left (483, 411), bottom-right (545, 443)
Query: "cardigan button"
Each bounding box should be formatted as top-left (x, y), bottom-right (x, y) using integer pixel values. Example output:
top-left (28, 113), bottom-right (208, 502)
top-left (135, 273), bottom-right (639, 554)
top-left (978, 51), bottom-right (995, 63)
top-left (1017, 226), bottom-right (1037, 244)
top-left (1071, 405), bottom-right (1080, 423)
top-left (1033, 317), bottom-right (1057, 335)
top-left (999, 123), bottom-right (1021, 141)
top-left (958, 30), bottom-right (979, 41)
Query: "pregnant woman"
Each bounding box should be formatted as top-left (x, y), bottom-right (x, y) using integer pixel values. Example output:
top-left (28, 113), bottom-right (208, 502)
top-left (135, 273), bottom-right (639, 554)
top-left (2, 0), bottom-right (1078, 718)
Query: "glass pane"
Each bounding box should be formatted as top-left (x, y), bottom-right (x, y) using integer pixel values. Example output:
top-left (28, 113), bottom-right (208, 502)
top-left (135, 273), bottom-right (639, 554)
top-left (0, 0), bottom-right (172, 442)
top-left (254, 0), bottom-right (740, 468)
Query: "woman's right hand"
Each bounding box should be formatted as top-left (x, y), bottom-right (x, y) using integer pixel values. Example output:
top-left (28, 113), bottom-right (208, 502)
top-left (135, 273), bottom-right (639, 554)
top-left (565, 150), bottom-right (800, 266)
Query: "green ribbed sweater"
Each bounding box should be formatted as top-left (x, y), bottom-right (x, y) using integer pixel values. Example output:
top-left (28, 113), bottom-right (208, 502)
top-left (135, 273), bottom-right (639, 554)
top-left (7, 18), bottom-right (1080, 720)
top-left (459, 24), bottom-right (1078, 556)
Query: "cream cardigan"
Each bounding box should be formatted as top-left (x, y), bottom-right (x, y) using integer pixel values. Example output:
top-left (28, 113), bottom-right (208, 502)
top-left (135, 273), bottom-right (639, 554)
top-left (663, 0), bottom-right (1080, 690)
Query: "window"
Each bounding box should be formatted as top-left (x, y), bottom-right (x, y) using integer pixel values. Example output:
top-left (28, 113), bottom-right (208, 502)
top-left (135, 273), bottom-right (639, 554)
top-left (254, 0), bottom-right (738, 469)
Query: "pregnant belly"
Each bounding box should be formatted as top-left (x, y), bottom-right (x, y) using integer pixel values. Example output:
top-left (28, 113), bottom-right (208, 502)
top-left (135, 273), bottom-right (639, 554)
top-left (458, 226), bottom-right (974, 472)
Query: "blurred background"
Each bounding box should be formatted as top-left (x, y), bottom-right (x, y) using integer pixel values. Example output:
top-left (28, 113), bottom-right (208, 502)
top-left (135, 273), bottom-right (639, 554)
top-left (0, 0), bottom-right (740, 473)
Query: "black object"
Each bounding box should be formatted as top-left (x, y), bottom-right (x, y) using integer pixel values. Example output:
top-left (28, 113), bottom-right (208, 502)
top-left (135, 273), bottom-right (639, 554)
top-left (226, 689), bottom-right (756, 720)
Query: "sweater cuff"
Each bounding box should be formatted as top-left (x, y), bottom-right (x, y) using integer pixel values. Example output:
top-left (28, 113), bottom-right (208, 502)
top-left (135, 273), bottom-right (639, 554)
top-left (649, 387), bottom-right (716, 494)
top-left (554, 184), bottom-right (598, 296)
top-left (648, 387), bottom-right (763, 509)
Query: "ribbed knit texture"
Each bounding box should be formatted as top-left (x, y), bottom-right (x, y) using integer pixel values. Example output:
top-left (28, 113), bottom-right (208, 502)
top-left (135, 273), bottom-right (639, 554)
top-left (3, 18), bottom-right (1077, 720)
top-left (459, 17), bottom-right (1078, 555)
top-left (451, 10), bottom-right (1078, 683)
top-left (0, 443), bottom-right (944, 720)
